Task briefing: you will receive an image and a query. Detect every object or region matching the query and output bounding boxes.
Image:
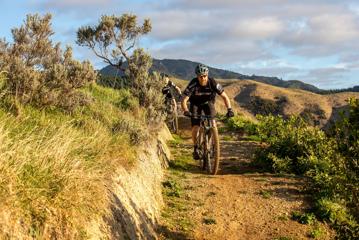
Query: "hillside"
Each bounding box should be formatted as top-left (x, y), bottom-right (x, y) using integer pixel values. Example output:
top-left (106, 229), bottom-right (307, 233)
top-left (169, 77), bottom-right (359, 128)
top-left (100, 59), bottom-right (322, 93)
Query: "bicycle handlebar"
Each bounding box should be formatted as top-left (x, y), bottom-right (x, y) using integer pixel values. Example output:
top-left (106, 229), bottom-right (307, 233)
top-left (184, 114), bottom-right (217, 120)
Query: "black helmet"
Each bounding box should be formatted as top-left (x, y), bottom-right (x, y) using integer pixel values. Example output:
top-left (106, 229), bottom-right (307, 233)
top-left (160, 72), bottom-right (169, 79)
top-left (195, 64), bottom-right (209, 75)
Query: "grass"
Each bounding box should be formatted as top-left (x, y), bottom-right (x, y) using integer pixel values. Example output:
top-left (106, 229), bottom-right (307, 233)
top-left (207, 192), bottom-right (216, 197)
top-left (222, 135), bottom-right (236, 141)
top-left (203, 218), bottom-right (217, 225)
top-left (273, 237), bottom-right (296, 240)
top-left (159, 134), bottom-right (197, 237)
top-left (0, 83), bottom-right (144, 239)
top-left (259, 190), bottom-right (272, 199)
top-left (308, 224), bottom-right (324, 239)
top-left (291, 211), bottom-right (316, 225)
top-left (163, 180), bottom-right (182, 197)
top-left (243, 135), bottom-right (261, 142)
top-left (160, 176), bottom-right (195, 236)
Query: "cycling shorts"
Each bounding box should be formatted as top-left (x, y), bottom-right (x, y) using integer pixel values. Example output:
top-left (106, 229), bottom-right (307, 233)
top-left (189, 102), bottom-right (216, 126)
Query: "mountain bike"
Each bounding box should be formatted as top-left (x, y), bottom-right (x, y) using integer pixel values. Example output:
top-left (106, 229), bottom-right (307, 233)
top-left (165, 99), bottom-right (179, 134)
top-left (193, 115), bottom-right (220, 175)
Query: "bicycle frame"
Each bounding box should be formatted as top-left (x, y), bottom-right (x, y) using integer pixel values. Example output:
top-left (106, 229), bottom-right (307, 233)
top-left (165, 98), bottom-right (178, 133)
top-left (195, 115), bottom-right (218, 172)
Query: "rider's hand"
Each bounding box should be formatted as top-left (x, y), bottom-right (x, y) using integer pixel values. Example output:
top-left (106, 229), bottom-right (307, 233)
top-left (226, 108), bottom-right (234, 118)
top-left (184, 110), bottom-right (192, 118)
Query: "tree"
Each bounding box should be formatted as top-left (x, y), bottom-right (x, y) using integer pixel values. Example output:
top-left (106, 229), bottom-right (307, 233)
top-left (76, 14), bottom-right (151, 72)
top-left (1, 13), bottom-right (97, 111)
top-left (77, 14), bottom-right (164, 122)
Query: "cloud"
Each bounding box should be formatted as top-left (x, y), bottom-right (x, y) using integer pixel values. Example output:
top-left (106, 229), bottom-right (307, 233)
top-left (19, 0), bottom-right (359, 88)
top-left (39, 0), bottom-right (112, 9)
top-left (233, 17), bottom-right (284, 39)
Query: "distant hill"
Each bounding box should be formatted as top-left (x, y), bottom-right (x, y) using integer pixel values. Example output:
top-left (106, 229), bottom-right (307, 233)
top-left (212, 79), bottom-right (359, 129)
top-left (318, 85), bottom-right (359, 94)
top-left (99, 58), bottom-right (322, 93)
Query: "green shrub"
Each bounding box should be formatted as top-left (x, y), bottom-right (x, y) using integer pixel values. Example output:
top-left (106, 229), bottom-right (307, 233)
top-left (225, 114), bottom-right (257, 136)
top-left (291, 211), bottom-right (316, 225)
top-left (256, 106), bottom-right (359, 238)
top-left (256, 115), bottom-right (337, 174)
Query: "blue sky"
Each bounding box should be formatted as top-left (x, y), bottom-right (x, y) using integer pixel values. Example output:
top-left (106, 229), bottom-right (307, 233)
top-left (1, 0), bottom-right (359, 89)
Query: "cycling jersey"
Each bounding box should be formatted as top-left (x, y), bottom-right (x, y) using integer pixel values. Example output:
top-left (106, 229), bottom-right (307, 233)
top-left (162, 80), bottom-right (177, 100)
top-left (183, 77), bottom-right (224, 126)
top-left (183, 77), bottom-right (224, 105)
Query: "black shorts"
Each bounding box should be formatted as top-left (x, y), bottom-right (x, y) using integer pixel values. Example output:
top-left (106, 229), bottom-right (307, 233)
top-left (190, 102), bottom-right (216, 126)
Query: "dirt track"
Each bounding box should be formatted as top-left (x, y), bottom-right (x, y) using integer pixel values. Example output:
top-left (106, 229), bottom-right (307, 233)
top-left (158, 118), bottom-right (333, 240)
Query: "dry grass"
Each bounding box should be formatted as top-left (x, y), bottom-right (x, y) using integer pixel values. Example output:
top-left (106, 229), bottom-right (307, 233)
top-left (0, 84), bottom-right (140, 239)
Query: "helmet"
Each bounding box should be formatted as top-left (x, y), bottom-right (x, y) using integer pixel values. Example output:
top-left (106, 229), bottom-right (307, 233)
top-left (195, 64), bottom-right (209, 76)
top-left (160, 72), bottom-right (169, 79)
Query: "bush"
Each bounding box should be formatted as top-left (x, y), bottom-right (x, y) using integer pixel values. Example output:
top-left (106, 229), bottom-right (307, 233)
top-left (299, 104), bottom-right (326, 126)
top-left (225, 114), bottom-right (257, 136)
top-left (76, 14), bottom-right (163, 123)
top-left (1, 14), bottom-right (97, 111)
top-left (256, 115), bottom-right (337, 174)
top-left (249, 96), bottom-right (287, 116)
top-left (256, 109), bottom-right (359, 238)
top-left (128, 50), bottom-right (165, 122)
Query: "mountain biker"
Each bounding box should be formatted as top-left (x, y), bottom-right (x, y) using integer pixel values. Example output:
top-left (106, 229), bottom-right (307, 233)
top-left (181, 64), bottom-right (234, 160)
top-left (162, 73), bottom-right (182, 112)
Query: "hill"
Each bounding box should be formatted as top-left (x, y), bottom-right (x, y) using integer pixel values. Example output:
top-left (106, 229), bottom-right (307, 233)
top-left (99, 58), bottom-right (322, 93)
top-left (212, 79), bottom-right (359, 128)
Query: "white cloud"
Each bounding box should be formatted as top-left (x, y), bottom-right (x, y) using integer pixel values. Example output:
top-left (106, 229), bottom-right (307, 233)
top-left (41, 0), bottom-right (112, 8)
top-left (23, 0), bottom-right (359, 88)
top-left (233, 17), bottom-right (284, 39)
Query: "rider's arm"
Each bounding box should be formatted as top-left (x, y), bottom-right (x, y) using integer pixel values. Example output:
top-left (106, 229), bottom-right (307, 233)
top-left (175, 85), bottom-right (182, 95)
top-left (181, 79), bottom-right (197, 112)
top-left (181, 95), bottom-right (190, 112)
top-left (220, 91), bottom-right (232, 109)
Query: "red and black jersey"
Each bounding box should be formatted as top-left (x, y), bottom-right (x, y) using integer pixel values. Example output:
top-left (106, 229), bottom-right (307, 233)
top-left (183, 77), bottom-right (224, 105)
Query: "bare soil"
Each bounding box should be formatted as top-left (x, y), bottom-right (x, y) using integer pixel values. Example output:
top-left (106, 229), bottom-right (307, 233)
top-left (158, 117), bottom-right (334, 240)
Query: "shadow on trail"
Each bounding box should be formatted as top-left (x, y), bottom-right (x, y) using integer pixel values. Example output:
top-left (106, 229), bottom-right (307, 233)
top-left (168, 141), bottom-right (207, 175)
top-left (218, 140), bottom-right (265, 175)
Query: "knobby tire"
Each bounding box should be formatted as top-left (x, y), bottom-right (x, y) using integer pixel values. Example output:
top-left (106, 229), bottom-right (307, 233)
top-left (206, 128), bottom-right (220, 175)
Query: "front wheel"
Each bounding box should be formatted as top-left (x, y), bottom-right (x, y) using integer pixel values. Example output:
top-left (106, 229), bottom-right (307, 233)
top-left (206, 128), bottom-right (220, 175)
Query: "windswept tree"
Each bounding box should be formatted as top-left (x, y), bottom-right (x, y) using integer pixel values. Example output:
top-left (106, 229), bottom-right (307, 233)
top-left (77, 14), bottom-right (164, 122)
top-left (76, 14), bottom-right (151, 74)
top-left (1, 13), bottom-right (97, 111)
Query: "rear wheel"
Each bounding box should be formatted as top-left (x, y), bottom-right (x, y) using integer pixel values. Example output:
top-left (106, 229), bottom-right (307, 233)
top-left (166, 102), bottom-right (178, 133)
top-left (206, 128), bottom-right (220, 175)
top-left (172, 107), bottom-right (178, 134)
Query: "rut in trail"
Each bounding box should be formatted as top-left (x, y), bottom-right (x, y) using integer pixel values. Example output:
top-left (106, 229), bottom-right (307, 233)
top-left (158, 117), bottom-right (334, 240)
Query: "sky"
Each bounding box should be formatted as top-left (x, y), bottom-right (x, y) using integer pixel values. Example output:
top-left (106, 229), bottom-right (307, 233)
top-left (1, 0), bottom-right (359, 89)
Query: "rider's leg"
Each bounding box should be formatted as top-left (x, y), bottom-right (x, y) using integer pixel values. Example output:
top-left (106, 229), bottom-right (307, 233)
top-left (192, 125), bottom-right (200, 144)
top-left (171, 98), bottom-right (177, 111)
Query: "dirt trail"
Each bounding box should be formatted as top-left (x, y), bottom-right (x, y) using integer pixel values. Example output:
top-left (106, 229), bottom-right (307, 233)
top-left (158, 118), bottom-right (333, 240)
